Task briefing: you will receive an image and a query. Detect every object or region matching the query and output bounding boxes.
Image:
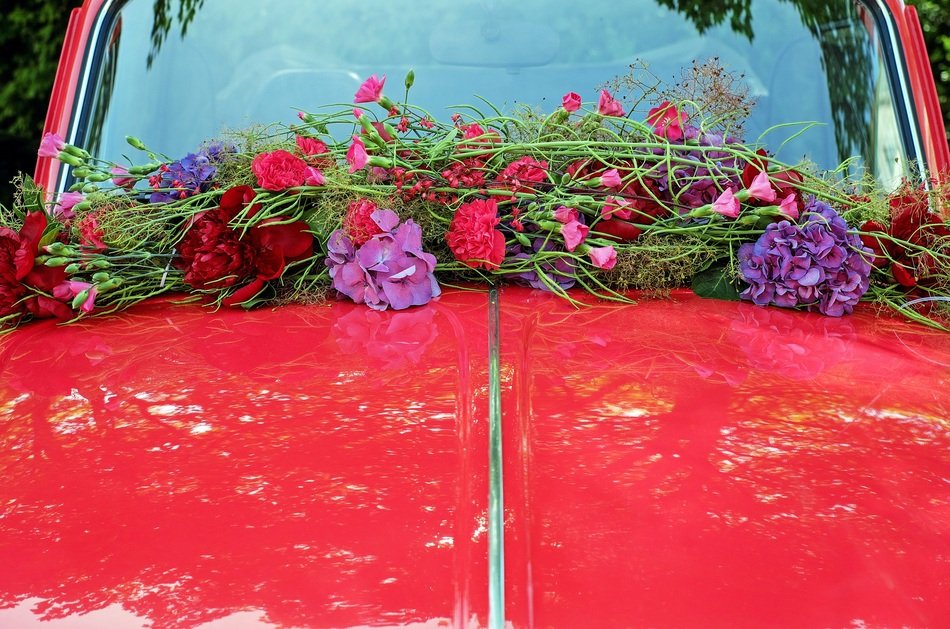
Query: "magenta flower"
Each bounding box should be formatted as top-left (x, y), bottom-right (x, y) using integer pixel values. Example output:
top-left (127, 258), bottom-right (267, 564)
top-left (111, 166), bottom-right (136, 189)
top-left (588, 246), bottom-right (617, 270)
top-left (55, 191), bottom-right (83, 220)
top-left (52, 280), bottom-right (97, 313)
top-left (561, 220), bottom-right (590, 252)
top-left (554, 206), bottom-right (580, 224)
top-left (38, 132), bottom-right (65, 158)
top-left (305, 167), bottom-right (326, 186)
top-left (346, 136), bottom-right (369, 173)
top-left (602, 196), bottom-right (633, 220)
top-left (562, 91), bottom-right (582, 112)
top-left (597, 90), bottom-right (625, 117)
top-left (354, 74), bottom-right (386, 103)
top-left (747, 171), bottom-right (776, 203)
top-left (600, 168), bottom-right (623, 189)
top-left (778, 193), bottom-right (800, 220)
top-left (712, 188), bottom-right (740, 218)
top-left (646, 101), bottom-right (687, 142)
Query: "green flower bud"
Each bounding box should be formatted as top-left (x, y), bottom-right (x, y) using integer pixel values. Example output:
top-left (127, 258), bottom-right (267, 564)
top-left (127, 162), bottom-right (161, 175)
top-left (87, 259), bottom-right (111, 269)
top-left (71, 289), bottom-right (90, 310)
top-left (125, 135), bottom-right (148, 151)
top-left (72, 201), bottom-right (93, 212)
top-left (71, 167), bottom-right (91, 179)
top-left (97, 278), bottom-right (122, 291)
top-left (44, 257), bottom-right (70, 267)
top-left (64, 263), bottom-right (82, 274)
top-left (85, 172), bottom-right (112, 183)
top-left (92, 271), bottom-right (111, 283)
top-left (68, 182), bottom-right (86, 192)
top-left (514, 231), bottom-right (532, 247)
top-left (58, 152), bottom-right (85, 167)
top-left (63, 144), bottom-right (90, 159)
top-left (81, 184), bottom-right (99, 194)
top-left (404, 69), bottom-right (415, 91)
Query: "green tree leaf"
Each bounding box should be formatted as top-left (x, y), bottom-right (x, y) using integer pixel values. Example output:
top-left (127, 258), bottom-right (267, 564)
top-left (692, 264), bottom-right (741, 301)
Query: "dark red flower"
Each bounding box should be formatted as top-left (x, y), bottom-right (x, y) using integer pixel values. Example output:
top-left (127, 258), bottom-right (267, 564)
top-left (0, 212), bottom-right (72, 322)
top-left (446, 198), bottom-right (505, 270)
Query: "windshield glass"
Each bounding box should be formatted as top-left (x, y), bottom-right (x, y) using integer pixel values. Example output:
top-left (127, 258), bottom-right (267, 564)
top-left (80, 0), bottom-right (907, 187)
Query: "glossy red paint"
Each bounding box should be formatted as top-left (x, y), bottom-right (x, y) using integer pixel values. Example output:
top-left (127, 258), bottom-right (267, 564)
top-left (0, 291), bottom-right (491, 628)
top-left (499, 286), bottom-right (950, 627)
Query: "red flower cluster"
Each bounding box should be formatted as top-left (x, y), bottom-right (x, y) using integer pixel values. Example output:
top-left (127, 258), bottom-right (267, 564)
top-left (446, 198), bottom-right (505, 270)
top-left (252, 149), bottom-right (322, 191)
top-left (495, 156), bottom-right (548, 194)
top-left (176, 186), bottom-right (313, 305)
top-left (0, 212), bottom-right (72, 321)
top-left (861, 181), bottom-right (950, 287)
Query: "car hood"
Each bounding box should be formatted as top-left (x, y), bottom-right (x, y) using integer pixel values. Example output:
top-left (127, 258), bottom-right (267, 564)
top-left (0, 288), bottom-right (948, 627)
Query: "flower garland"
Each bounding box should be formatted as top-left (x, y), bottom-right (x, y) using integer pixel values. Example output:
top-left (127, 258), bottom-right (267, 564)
top-left (5, 68), bottom-right (950, 332)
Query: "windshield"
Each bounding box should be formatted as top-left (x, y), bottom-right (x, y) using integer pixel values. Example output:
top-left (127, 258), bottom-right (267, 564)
top-left (78, 0), bottom-right (908, 187)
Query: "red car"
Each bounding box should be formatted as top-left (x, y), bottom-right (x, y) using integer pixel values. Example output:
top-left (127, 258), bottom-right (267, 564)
top-left (3, 0), bottom-right (949, 627)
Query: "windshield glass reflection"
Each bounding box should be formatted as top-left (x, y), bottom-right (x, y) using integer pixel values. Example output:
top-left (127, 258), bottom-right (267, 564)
top-left (82, 0), bottom-right (905, 187)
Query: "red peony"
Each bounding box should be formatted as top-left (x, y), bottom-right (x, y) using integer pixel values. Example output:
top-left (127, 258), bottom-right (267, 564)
top-left (251, 149), bottom-right (310, 191)
top-left (0, 212), bottom-right (71, 322)
top-left (446, 198), bottom-right (505, 270)
top-left (177, 185), bottom-right (313, 305)
top-left (176, 207), bottom-right (256, 289)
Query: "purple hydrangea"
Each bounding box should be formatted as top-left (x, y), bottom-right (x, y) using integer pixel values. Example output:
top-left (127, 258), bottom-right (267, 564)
top-left (148, 142), bottom-right (234, 203)
top-left (653, 125), bottom-right (742, 212)
top-left (326, 209), bottom-right (440, 310)
top-left (738, 198), bottom-right (873, 316)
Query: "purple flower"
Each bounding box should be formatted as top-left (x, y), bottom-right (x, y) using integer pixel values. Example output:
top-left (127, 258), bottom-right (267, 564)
top-left (325, 209), bottom-right (440, 311)
top-left (738, 198), bottom-right (873, 316)
top-left (148, 143), bottom-right (234, 203)
top-left (507, 227), bottom-right (577, 291)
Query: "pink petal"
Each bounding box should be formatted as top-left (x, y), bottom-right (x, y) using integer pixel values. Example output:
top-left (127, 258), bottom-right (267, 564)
top-left (779, 193), bottom-right (800, 220)
top-left (38, 132), bottom-right (65, 158)
top-left (588, 246), bottom-right (617, 270)
top-left (554, 206), bottom-right (579, 224)
top-left (712, 188), bottom-right (740, 219)
top-left (747, 171), bottom-right (777, 202)
top-left (561, 91), bottom-right (581, 112)
top-left (354, 74), bottom-right (386, 103)
top-left (560, 220), bottom-right (590, 252)
top-left (600, 168), bottom-right (622, 189)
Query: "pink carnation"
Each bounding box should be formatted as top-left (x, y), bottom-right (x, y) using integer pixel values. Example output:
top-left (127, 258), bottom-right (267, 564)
top-left (38, 132), bottom-right (65, 158)
top-left (597, 90), bottom-right (625, 117)
top-left (346, 136), bottom-right (369, 173)
top-left (296, 135), bottom-right (329, 156)
top-left (561, 92), bottom-right (582, 112)
top-left (712, 188), bottom-right (740, 219)
top-left (561, 220), bottom-right (590, 252)
top-left (354, 74), bottom-right (386, 103)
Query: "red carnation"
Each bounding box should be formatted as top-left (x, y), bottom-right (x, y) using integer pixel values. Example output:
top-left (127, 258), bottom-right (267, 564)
top-left (251, 149), bottom-right (310, 191)
top-left (176, 208), bottom-right (256, 290)
top-left (343, 199), bottom-right (386, 245)
top-left (0, 212), bottom-right (71, 322)
top-left (446, 198), bottom-right (505, 270)
top-left (495, 156), bottom-right (548, 194)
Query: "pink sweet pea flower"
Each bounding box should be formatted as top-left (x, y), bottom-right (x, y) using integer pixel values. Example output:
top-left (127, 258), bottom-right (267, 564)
top-left (305, 167), bottom-right (326, 186)
top-left (554, 205), bottom-right (580, 224)
top-left (346, 136), bottom-right (369, 173)
top-left (561, 220), bottom-right (590, 252)
top-left (597, 90), bottom-right (626, 117)
top-left (111, 166), bottom-right (136, 189)
top-left (55, 191), bottom-right (84, 220)
top-left (646, 101), bottom-right (687, 142)
top-left (354, 74), bottom-right (386, 103)
top-left (747, 171), bottom-right (776, 202)
top-left (712, 188), bottom-right (740, 218)
top-left (38, 132), bottom-right (65, 158)
top-left (600, 168), bottom-right (623, 189)
top-left (52, 280), bottom-right (98, 313)
top-left (562, 91), bottom-right (582, 112)
top-left (602, 196), bottom-right (633, 220)
top-left (778, 193), bottom-right (800, 220)
top-left (588, 245), bottom-right (617, 270)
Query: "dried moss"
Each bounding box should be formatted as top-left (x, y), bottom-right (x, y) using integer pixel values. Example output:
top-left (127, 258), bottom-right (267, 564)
top-left (608, 233), bottom-right (722, 292)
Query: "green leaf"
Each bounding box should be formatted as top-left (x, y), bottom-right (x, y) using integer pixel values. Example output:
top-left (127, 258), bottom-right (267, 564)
top-left (19, 175), bottom-right (45, 214)
top-left (692, 264), bottom-right (741, 301)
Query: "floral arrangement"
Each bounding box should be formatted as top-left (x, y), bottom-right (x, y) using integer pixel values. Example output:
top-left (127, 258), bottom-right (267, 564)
top-left (3, 64), bottom-right (950, 332)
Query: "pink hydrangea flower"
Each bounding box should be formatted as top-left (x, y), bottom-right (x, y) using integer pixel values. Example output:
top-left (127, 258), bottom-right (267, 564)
top-left (588, 245), bottom-right (617, 270)
top-left (597, 90), bottom-right (625, 117)
top-left (562, 91), bottom-right (582, 112)
top-left (747, 171), bottom-right (777, 202)
top-left (346, 136), bottom-right (369, 173)
top-left (354, 74), bottom-right (386, 103)
top-left (561, 220), bottom-right (590, 252)
top-left (713, 188), bottom-right (740, 218)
